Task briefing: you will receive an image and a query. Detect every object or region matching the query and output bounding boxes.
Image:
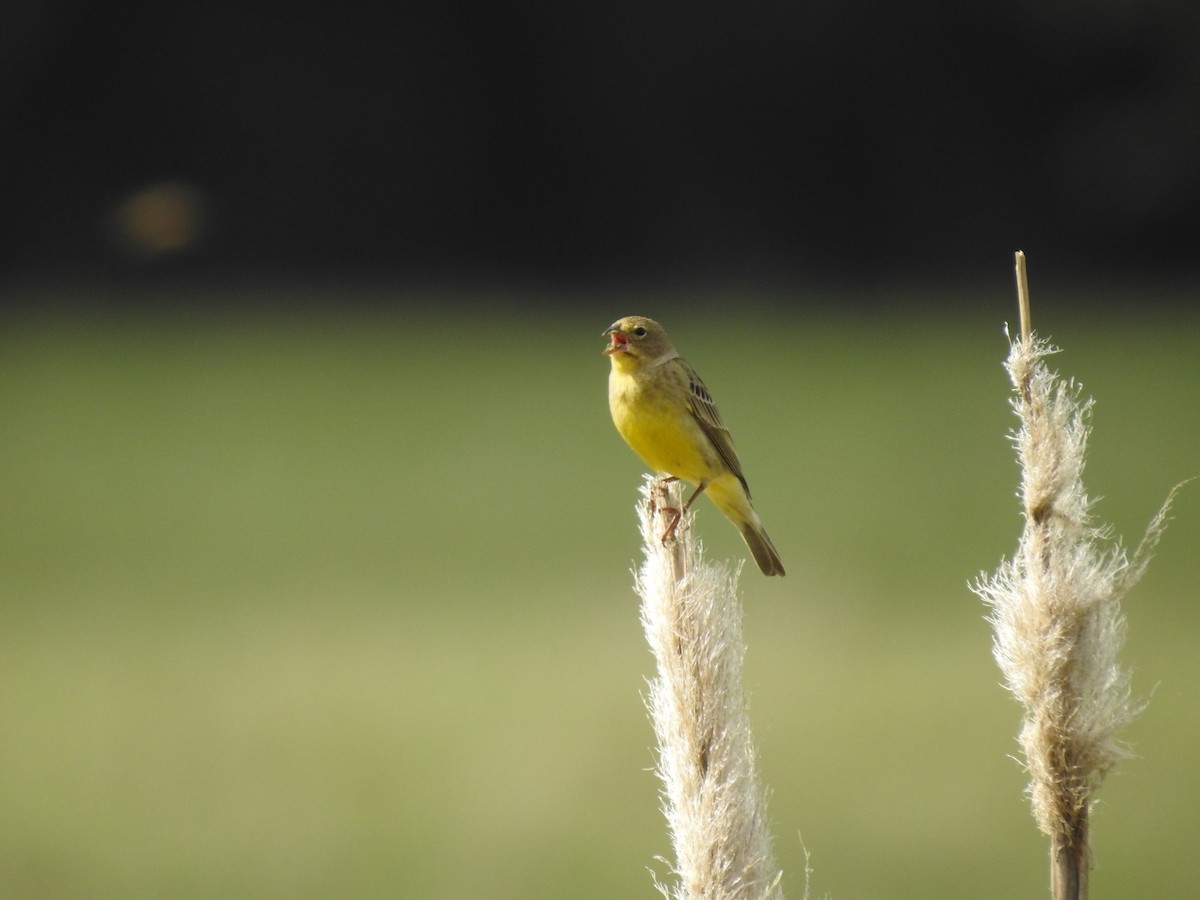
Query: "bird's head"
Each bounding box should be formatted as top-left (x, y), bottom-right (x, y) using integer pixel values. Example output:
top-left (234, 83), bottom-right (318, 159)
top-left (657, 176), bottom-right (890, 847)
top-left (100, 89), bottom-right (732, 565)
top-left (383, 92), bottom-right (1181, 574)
top-left (603, 316), bottom-right (675, 369)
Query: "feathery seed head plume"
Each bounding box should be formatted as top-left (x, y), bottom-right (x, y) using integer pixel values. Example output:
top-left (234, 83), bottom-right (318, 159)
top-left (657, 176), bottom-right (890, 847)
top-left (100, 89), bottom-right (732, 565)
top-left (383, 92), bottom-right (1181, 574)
top-left (974, 319), bottom-right (1184, 899)
top-left (634, 475), bottom-right (783, 900)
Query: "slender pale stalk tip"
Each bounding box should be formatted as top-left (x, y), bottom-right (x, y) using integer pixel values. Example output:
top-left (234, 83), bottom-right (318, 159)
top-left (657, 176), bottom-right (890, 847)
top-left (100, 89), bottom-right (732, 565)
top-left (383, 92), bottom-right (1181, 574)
top-left (634, 475), bottom-right (784, 900)
top-left (1015, 250), bottom-right (1031, 343)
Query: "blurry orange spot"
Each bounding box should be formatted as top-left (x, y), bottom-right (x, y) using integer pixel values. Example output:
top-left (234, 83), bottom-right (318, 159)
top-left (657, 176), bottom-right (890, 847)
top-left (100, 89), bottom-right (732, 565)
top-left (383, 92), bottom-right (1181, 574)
top-left (111, 182), bottom-right (208, 258)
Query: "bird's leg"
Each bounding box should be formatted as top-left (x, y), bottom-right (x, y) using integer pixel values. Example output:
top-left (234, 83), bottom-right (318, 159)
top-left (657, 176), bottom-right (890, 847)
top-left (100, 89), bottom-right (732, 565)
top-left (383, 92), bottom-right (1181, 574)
top-left (649, 476), bottom-right (678, 516)
top-left (649, 475), bottom-right (679, 519)
top-left (660, 480), bottom-right (707, 545)
top-left (651, 476), bottom-right (680, 536)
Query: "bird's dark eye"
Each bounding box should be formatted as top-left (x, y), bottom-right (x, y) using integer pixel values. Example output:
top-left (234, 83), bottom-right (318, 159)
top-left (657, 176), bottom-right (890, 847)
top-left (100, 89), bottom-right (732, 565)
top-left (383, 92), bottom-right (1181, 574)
top-left (632, 326), bottom-right (647, 337)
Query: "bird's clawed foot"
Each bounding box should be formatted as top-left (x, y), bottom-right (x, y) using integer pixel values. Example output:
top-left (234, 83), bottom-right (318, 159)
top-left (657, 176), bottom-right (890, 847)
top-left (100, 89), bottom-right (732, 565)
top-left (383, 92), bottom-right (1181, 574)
top-left (650, 477), bottom-right (704, 546)
top-left (659, 507), bottom-right (683, 545)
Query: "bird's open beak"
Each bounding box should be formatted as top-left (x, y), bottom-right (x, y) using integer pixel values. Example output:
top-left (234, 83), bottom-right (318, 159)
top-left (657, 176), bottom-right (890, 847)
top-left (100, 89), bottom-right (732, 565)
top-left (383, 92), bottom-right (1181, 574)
top-left (603, 326), bottom-right (628, 355)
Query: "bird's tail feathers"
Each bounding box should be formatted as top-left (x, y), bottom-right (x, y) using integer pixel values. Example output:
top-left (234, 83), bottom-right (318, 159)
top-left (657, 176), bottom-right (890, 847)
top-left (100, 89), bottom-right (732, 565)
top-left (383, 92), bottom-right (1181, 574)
top-left (740, 521), bottom-right (785, 577)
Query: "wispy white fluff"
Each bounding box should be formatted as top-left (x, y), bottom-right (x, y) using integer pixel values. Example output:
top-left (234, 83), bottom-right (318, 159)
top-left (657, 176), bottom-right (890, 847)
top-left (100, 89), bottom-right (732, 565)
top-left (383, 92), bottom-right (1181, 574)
top-left (634, 476), bottom-right (784, 900)
top-left (973, 332), bottom-right (1182, 896)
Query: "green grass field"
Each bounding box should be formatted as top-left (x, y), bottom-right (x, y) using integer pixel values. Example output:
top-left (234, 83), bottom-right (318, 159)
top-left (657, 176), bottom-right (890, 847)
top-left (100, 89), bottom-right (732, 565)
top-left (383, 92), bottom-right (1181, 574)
top-left (2, 287), bottom-right (1197, 898)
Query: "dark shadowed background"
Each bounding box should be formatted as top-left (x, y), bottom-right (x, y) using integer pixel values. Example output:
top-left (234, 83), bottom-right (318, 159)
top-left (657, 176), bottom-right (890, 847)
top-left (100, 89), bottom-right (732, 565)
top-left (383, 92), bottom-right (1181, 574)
top-left (2, 4), bottom-right (1198, 899)
top-left (3, 1), bottom-right (1200, 292)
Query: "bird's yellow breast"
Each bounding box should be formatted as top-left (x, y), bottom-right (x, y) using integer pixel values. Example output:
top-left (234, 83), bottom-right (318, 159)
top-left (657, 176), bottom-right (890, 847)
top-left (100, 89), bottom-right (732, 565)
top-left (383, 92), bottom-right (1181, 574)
top-left (608, 365), bottom-right (715, 483)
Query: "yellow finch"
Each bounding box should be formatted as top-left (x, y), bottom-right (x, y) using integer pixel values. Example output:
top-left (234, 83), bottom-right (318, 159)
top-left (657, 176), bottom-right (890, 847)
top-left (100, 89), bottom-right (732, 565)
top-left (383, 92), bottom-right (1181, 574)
top-left (603, 315), bottom-right (785, 576)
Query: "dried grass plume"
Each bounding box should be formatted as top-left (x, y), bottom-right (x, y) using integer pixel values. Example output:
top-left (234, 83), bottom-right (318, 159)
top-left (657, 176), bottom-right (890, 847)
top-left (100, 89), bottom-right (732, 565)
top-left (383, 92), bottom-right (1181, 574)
top-left (634, 475), bottom-right (784, 900)
top-left (973, 253), bottom-right (1185, 900)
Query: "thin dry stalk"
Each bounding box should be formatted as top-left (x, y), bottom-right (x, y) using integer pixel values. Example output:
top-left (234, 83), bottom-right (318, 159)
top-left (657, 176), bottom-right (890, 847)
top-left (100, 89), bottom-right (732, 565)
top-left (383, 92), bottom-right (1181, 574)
top-left (974, 260), bottom-right (1182, 900)
top-left (634, 475), bottom-right (783, 900)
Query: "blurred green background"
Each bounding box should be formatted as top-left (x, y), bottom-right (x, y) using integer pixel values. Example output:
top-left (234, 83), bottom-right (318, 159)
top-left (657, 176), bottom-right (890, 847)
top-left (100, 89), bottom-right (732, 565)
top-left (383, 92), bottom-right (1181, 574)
top-left (2, 288), bottom-right (1197, 898)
